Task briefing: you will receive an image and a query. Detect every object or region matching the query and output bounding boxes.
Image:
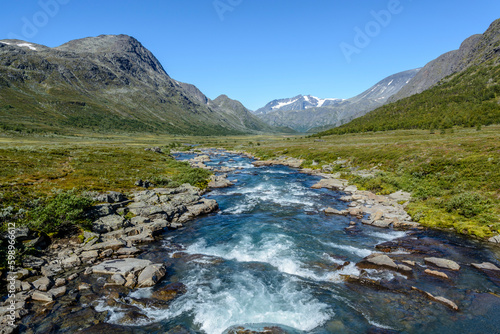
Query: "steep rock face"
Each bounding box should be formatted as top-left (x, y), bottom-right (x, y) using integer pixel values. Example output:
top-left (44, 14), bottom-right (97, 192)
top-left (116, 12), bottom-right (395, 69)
top-left (390, 18), bottom-right (500, 102)
top-left (0, 34), bottom-right (271, 135)
top-left (256, 68), bottom-right (419, 132)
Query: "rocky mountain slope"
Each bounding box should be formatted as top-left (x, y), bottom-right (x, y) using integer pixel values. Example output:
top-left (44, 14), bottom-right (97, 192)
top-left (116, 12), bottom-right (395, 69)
top-left (255, 69), bottom-right (419, 132)
top-left (0, 34), bottom-right (272, 135)
top-left (389, 18), bottom-right (500, 102)
top-left (314, 18), bottom-right (500, 136)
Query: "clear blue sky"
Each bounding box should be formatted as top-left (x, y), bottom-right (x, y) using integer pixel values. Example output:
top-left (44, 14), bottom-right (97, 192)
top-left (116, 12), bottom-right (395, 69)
top-left (2, 0), bottom-right (500, 110)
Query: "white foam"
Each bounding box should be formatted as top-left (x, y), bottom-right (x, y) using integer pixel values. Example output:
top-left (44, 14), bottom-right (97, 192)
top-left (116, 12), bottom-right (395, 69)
top-left (367, 230), bottom-right (407, 241)
top-left (321, 241), bottom-right (373, 258)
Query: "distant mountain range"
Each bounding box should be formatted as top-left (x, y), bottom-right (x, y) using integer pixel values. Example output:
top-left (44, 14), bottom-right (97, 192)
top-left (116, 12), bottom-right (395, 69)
top-left (0, 35), bottom-right (274, 135)
top-left (314, 18), bottom-right (500, 136)
top-left (253, 69), bottom-right (420, 132)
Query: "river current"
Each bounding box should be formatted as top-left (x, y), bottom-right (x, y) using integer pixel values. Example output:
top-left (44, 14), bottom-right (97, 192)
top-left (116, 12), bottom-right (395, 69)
top-left (100, 150), bottom-right (500, 334)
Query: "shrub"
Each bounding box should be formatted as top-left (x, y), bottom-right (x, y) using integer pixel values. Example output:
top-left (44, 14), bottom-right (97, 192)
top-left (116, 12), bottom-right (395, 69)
top-left (29, 190), bottom-right (93, 234)
top-left (444, 192), bottom-right (488, 218)
top-left (172, 168), bottom-right (211, 189)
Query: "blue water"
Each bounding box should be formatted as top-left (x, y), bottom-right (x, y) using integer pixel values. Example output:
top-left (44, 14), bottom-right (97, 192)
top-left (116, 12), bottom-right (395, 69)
top-left (103, 150), bottom-right (500, 334)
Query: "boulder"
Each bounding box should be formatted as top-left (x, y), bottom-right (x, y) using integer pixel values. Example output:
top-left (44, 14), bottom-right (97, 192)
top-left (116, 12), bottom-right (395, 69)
top-left (111, 274), bottom-right (126, 286)
top-left (48, 286), bottom-right (66, 298)
top-left (208, 175), bottom-right (233, 188)
top-left (363, 254), bottom-right (398, 270)
top-left (41, 264), bottom-right (63, 277)
top-left (61, 255), bottom-right (81, 268)
top-left (80, 250), bottom-right (99, 262)
top-left (55, 278), bottom-right (66, 287)
top-left (311, 178), bottom-right (347, 190)
top-left (388, 190), bottom-right (411, 202)
top-left (137, 264), bottom-right (166, 288)
top-left (488, 235), bottom-right (500, 244)
top-left (471, 262), bottom-right (500, 271)
top-left (32, 277), bottom-right (52, 291)
top-left (92, 215), bottom-right (128, 234)
top-left (22, 255), bottom-right (45, 269)
top-left (116, 247), bottom-right (141, 256)
top-left (91, 258), bottom-right (152, 276)
top-left (324, 208), bottom-right (348, 215)
top-left (424, 257), bottom-right (460, 271)
top-left (83, 239), bottom-right (126, 252)
top-left (31, 291), bottom-right (53, 303)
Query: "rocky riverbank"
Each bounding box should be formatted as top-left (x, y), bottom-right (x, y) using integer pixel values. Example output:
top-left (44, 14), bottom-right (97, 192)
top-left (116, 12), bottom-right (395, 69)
top-left (0, 183), bottom-right (218, 333)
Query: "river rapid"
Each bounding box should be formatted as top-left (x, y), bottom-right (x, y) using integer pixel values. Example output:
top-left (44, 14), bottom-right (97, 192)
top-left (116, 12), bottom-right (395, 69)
top-left (99, 150), bottom-right (500, 334)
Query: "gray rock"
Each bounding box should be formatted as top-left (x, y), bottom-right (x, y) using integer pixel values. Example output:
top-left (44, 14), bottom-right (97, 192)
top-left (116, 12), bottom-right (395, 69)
top-left (48, 286), bottom-right (66, 298)
top-left (55, 278), bottom-right (66, 287)
top-left (344, 185), bottom-right (358, 193)
top-left (22, 255), bottom-right (45, 269)
top-left (133, 190), bottom-right (159, 204)
top-left (95, 191), bottom-right (127, 203)
top-left (388, 190), bottom-right (411, 202)
top-left (116, 247), bottom-right (141, 256)
top-left (32, 277), bottom-right (52, 291)
top-left (111, 274), bottom-right (126, 285)
top-left (311, 178), bottom-right (347, 190)
top-left (61, 255), bottom-right (81, 268)
top-left (124, 232), bottom-right (154, 244)
top-left (471, 262), bottom-right (500, 271)
top-left (208, 175), bottom-right (233, 188)
top-left (80, 250), bottom-right (99, 261)
top-left (83, 239), bottom-right (126, 251)
top-left (424, 257), bottom-right (461, 271)
top-left (31, 291), bottom-right (53, 303)
top-left (488, 235), bottom-right (500, 244)
top-left (40, 264), bottom-right (63, 277)
top-left (91, 258), bottom-right (152, 276)
top-left (137, 264), bottom-right (166, 288)
top-left (324, 208), bottom-right (348, 215)
top-left (130, 216), bottom-right (151, 225)
top-left (100, 249), bottom-right (114, 258)
top-left (365, 254), bottom-right (398, 269)
top-left (89, 204), bottom-right (114, 218)
top-left (370, 220), bottom-right (392, 228)
top-left (92, 214), bottom-right (128, 234)
top-left (15, 268), bottom-right (30, 280)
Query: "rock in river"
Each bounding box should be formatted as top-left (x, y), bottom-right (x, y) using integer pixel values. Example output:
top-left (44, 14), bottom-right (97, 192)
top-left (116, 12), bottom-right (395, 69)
top-left (424, 257), bottom-right (460, 271)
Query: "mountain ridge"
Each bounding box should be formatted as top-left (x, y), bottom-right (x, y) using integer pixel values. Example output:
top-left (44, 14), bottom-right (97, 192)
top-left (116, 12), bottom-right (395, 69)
top-left (255, 68), bottom-right (419, 132)
top-left (0, 34), bottom-right (272, 135)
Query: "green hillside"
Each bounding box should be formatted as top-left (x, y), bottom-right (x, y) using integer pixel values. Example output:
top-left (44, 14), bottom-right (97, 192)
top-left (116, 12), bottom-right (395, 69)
top-left (313, 61), bottom-right (500, 136)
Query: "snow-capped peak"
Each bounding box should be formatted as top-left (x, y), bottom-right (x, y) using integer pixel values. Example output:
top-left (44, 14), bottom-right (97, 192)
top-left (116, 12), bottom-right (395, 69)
top-left (0, 41), bottom-right (38, 51)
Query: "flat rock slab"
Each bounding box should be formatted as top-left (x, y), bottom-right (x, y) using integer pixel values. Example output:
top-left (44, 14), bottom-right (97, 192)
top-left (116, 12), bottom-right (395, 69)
top-left (425, 269), bottom-right (449, 279)
top-left (311, 178), bottom-right (347, 190)
top-left (91, 258), bottom-right (152, 276)
top-left (365, 254), bottom-right (398, 270)
top-left (472, 262), bottom-right (500, 271)
top-left (424, 257), bottom-right (461, 271)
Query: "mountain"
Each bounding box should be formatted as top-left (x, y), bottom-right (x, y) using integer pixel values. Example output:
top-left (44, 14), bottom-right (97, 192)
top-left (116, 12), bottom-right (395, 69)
top-left (255, 69), bottom-right (419, 132)
top-left (254, 95), bottom-right (344, 115)
top-left (389, 18), bottom-right (500, 102)
top-left (314, 18), bottom-right (500, 136)
top-left (0, 34), bottom-right (272, 135)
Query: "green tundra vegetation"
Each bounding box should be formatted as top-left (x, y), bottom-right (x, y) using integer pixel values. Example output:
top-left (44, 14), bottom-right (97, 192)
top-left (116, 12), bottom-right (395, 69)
top-left (313, 62), bottom-right (500, 136)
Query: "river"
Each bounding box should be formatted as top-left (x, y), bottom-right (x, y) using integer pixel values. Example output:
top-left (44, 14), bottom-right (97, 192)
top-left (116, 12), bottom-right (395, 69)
top-left (98, 150), bottom-right (500, 334)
